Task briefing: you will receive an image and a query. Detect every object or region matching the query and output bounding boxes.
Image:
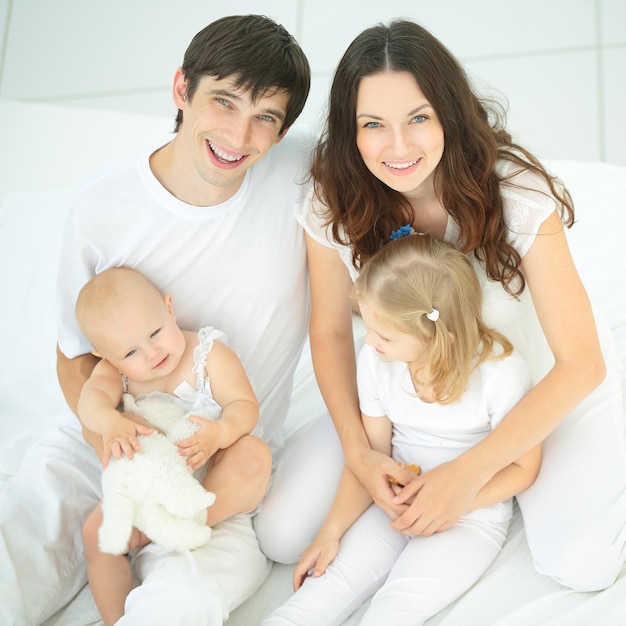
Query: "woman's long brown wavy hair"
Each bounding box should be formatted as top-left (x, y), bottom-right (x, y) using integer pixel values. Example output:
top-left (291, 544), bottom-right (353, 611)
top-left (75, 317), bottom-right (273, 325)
top-left (311, 20), bottom-right (574, 296)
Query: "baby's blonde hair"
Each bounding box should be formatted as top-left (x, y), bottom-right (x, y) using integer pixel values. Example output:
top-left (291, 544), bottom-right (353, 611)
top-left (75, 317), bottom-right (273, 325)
top-left (354, 235), bottom-right (513, 403)
top-left (75, 267), bottom-right (162, 348)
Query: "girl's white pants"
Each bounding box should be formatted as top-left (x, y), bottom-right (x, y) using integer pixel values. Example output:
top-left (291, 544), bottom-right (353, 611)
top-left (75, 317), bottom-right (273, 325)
top-left (263, 504), bottom-right (508, 625)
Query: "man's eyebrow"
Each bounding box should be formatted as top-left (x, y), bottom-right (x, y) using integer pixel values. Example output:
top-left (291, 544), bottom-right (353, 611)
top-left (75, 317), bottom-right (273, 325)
top-left (209, 88), bottom-right (286, 122)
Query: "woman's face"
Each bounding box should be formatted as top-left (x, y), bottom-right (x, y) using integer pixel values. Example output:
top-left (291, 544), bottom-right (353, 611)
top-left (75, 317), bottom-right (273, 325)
top-left (355, 71), bottom-right (444, 199)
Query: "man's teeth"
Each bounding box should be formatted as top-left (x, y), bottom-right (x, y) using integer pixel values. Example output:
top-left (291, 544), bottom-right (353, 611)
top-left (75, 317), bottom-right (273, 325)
top-left (209, 141), bottom-right (244, 162)
top-left (385, 160), bottom-right (417, 170)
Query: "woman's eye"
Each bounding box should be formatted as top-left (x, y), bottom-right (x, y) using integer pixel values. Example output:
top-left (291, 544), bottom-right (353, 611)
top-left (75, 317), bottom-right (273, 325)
top-left (412, 114), bottom-right (427, 123)
top-left (363, 121), bottom-right (381, 129)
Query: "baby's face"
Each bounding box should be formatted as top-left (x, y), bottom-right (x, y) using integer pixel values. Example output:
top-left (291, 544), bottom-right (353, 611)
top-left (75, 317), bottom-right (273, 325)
top-left (92, 294), bottom-right (186, 384)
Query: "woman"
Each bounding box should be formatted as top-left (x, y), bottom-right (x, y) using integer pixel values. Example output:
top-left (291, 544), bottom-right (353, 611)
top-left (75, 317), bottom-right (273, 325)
top-left (256, 19), bottom-right (626, 592)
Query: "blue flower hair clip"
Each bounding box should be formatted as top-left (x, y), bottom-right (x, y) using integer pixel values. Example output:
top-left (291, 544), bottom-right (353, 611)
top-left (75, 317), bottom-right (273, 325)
top-left (390, 224), bottom-right (416, 240)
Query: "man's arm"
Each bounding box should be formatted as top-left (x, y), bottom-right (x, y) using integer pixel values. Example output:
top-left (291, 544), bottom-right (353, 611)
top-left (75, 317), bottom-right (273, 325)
top-left (56, 345), bottom-right (103, 455)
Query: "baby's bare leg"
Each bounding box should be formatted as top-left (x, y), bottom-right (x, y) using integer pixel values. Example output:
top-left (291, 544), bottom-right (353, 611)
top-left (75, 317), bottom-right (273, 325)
top-left (83, 502), bottom-right (149, 626)
top-left (202, 435), bottom-right (272, 527)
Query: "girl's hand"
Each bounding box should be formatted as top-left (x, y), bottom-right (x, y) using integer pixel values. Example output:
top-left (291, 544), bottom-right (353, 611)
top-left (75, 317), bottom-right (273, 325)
top-left (101, 415), bottom-right (154, 467)
top-left (292, 531), bottom-right (340, 591)
top-left (348, 446), bottom-right (414, 519)
top-left (391, 459), bottom-right (480, 536)
top-left (177, 416), bottom-right (225, 470)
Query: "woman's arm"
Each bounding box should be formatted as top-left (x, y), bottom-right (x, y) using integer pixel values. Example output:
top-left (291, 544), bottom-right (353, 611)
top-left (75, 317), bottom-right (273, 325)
top-left (306, 234), bottom-right (412, 515)
top-left (392, 211), bottom-right (605, 534)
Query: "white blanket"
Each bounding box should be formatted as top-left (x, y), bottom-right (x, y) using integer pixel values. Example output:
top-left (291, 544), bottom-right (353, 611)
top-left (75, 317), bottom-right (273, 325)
top-left (1, 101), bottom-right (625, 625)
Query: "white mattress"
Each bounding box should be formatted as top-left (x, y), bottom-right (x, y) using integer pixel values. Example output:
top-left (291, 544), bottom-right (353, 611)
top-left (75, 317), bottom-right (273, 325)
top-left (1, 101), bottom-right (625, 625)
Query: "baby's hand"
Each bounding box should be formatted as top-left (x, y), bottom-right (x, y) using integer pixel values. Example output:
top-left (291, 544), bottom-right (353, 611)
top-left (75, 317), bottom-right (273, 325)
top-left (177, 416), bottom-right (225, 470)
top-left (101, 415), bottom-right (153, 467)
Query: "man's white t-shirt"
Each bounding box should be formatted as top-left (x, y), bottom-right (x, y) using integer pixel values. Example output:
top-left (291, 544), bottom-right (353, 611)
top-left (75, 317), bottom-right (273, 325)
top-left (57, 126), bottom-right (313, 452)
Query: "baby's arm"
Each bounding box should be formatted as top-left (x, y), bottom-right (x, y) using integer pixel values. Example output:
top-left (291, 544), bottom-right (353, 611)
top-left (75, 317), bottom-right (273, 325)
top-left (77, 359), bottom-right (153, 466)
top-left (293, 413), bottom-right (395, 590)
top-left (178, 341), bottom-right (259, 469)
top-left (470, 443), bottom-right (542, 512)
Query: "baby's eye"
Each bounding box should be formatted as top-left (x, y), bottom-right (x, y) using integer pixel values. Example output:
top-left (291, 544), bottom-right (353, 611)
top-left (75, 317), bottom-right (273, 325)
top-left (124, 349), bottom-right (137, 359)
top-left (150, 328), bottom-right (161, 339)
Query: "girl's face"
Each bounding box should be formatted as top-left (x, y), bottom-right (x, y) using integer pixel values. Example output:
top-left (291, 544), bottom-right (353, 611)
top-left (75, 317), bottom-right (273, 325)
top-left (359, 299), bottom-right (429, 365)
top-left (355, 71), bottom-right (444, 199)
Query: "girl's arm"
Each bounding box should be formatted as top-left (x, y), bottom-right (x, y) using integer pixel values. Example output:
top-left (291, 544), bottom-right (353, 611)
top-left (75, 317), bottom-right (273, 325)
top-left (471, 444), bottom-right (542, 511)
top-left (392, 211), bottom-right (604, 534)
top-left (306, 234), bottom-right (411, 515)
top-left (178, 341), bottom-right (259, 469)
top-left (293, 413), bottom-right (393, 590)
top-left (77, 359), bottom-right (153, 466)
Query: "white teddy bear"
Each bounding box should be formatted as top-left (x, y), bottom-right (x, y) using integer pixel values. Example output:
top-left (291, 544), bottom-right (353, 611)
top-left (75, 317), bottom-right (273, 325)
top-left (98, 393), bottom-right (217, 555)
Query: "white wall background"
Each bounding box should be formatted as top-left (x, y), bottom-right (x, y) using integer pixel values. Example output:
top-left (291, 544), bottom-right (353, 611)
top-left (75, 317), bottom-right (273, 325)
top-left (1, 0), bottom-right (625, 166)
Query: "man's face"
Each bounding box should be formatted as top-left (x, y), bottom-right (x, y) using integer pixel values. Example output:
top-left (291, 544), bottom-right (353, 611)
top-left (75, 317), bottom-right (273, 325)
top-left (176, 73), bottom-right (290, 199)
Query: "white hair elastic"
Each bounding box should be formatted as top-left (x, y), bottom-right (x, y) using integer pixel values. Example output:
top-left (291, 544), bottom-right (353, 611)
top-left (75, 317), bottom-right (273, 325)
top-left (426, 308), bottom-right (439, 322)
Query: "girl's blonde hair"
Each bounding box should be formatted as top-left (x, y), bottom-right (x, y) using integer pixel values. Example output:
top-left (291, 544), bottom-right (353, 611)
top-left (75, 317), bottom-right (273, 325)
top-left (354, 235), bottom-right (513, 403)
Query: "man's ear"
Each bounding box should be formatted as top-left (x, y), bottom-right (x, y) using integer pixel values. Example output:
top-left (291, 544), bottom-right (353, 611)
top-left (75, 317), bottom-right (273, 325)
top-left (172, 68), bottom-right (188, 109)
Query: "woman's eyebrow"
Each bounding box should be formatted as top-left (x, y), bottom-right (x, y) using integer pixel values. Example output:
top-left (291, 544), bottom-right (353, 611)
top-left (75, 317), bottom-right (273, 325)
top-left (356, 103), bottom-right (432, 121)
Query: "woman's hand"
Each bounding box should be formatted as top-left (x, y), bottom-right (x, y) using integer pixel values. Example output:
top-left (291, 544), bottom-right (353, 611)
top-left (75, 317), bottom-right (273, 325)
top-left (390, 459), bottom-right (481, 536)
top-left (292, 530), bottom-right (341, 591)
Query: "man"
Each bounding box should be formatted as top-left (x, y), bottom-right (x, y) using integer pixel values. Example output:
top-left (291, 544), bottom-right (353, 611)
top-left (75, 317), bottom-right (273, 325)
top-left (3, 15), bottom-right (312, 625)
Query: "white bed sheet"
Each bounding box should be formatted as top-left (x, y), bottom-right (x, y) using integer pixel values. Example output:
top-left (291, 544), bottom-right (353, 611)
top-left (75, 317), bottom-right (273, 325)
top-left (1, 101), bottom-right (625, 625)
